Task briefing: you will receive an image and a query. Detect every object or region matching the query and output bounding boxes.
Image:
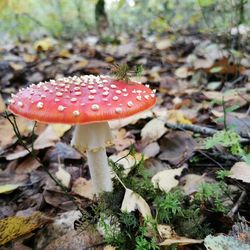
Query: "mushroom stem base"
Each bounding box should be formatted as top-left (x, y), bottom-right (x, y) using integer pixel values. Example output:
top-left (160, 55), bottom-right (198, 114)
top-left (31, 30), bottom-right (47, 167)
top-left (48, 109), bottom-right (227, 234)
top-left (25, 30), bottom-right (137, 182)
top-left (86, 149), bottom-right (113, 194)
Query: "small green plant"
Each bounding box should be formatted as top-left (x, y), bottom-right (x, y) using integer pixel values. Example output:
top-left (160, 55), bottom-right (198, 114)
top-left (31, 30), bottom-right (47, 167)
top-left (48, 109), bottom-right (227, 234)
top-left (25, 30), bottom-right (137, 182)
top-left (194, 182), bottom-right (229, 213)
top-left (135, 218), bottom-right (159, 250)
top-left (154, 190), bottom-right (184, 223)
top-left (205, 129), bottom-right (250, 164)
top-left (110, 63), bottom-right (144, 82)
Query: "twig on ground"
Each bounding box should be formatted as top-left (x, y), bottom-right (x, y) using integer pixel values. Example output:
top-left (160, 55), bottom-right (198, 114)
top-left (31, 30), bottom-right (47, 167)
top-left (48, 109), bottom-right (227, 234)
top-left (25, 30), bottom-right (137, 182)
top-left (165, 122), bottom-right (250, 143)
top-left (228, 191), bottom-right (247, 218)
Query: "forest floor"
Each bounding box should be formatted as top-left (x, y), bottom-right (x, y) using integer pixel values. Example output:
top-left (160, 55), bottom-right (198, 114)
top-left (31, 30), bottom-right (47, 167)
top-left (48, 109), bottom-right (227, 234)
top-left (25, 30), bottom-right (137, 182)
top-left (0, 30), bottom-right (250, 250)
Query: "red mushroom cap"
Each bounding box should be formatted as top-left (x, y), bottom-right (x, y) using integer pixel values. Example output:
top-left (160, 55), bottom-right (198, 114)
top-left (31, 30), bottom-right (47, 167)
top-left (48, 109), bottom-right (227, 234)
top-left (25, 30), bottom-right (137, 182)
top-left (8, 75), bottom-right (156, 124)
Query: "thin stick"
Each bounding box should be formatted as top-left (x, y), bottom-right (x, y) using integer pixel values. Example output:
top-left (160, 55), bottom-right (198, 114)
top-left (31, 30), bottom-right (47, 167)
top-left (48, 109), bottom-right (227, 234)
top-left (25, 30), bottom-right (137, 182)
top-left (228, 191), bottom-right (247, 218)
top-left (165, 122), bottom-right (250, 142)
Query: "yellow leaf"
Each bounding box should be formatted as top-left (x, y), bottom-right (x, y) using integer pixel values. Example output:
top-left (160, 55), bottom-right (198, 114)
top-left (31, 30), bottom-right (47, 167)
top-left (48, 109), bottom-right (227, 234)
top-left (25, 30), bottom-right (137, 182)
top-left (168, 111), bottom-right (192, 125)
top-left (9, 62), bottom-right (24, 71)
top-left (0, 212), bottom-right (52, 245)
top-left (34, 37), bottom-right (56, 52)
top-left (0, 184), bottom-right (20, 194)
top-left (51, 124), bottom-right (71, 138)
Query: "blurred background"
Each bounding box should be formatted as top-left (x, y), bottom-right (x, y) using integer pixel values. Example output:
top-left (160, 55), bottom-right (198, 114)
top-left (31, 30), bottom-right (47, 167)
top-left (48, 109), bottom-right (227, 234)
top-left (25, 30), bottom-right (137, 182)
top-left (1, 0), bottom-right (250, 42)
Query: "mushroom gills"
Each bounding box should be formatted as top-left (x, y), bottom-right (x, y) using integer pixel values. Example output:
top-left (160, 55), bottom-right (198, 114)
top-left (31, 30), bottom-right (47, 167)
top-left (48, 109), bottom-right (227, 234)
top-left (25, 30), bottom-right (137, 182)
top-left (71, 122), bottom-right (113, 194)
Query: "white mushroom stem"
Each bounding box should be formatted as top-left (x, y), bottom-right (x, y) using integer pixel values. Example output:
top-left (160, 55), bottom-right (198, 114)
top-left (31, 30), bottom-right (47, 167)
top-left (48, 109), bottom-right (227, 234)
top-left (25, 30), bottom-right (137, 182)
top-left (71, 122), bottom-right (113, 194)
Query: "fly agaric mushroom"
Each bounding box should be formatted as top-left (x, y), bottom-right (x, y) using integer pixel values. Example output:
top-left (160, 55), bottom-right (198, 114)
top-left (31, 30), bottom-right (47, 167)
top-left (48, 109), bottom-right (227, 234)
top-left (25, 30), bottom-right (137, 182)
top-left (8, 75), bottom-right (156, 194)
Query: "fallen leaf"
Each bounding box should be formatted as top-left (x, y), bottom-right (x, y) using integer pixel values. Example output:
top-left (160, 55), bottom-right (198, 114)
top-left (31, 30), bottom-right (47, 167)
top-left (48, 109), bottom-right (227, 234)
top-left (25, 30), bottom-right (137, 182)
top-left (156, 38), bottom-right (172, 50)
top-left (142, 142), bottom-right (160, 159)
top-left (112, 128), bottom-right (135, 151)
top-left (0, 117), bottom-right (33, 150)
top-left (34, 37), bottom-right (56, 51)
top-left (9, 62), bottom-right (25, 71)
top-left (44, 230), bottom-right (103, 250)
top-left (6, 146), bottom-right (30, 161)
top-left (121, 188), bottom-right (152, 218)
top-left (0, 183), bottom-right (20, 194)
top-left (167, 110), bottom-right (192, 125)
top-left (71, 177), bottom-right (93, 200)
top-left (34, 124), bottom-right (70, 150)
top-left (0, 212), bottom-right (52, 245)
top-left (141, 118), bottom-right (167, 143)
top-left (180, 174), bottom-right (213, 195)
top-left (175, 67), bottom-right (192, 78)
top-left (103, 245), bottom-right (116, 250)
top-left (109, 150), bottom-right (143, 175)
top-left (151, 165), bottom-right (186, 192)
top-left (202, 89), bottom-right (248, 107)
top-left (109, 110), bottom-right (153, 129)
top-left (51, 124), bottom-right (71, 138)
top-left (157, 224), bottom-right (203, 246)
top-left (159, 131), bottom-right (196, 165)
top-left (229, 162), bottom-right (250, 183)
top-left (55, 166), bottom-right (71, 188)
top-left (0, 94), bottom-right (6, 113)
top-left (15, 157), bottom-right (40, 174)
top-left (159, 236), bottom-right (203, 246)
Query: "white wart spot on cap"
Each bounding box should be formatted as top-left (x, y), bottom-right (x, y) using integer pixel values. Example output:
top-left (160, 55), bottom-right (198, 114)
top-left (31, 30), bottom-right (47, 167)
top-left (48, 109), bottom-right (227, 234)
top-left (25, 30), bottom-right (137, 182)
top-left (73, 110), bottom-right (80, 116)
top-left (37, 102), bottom-right (44, 109)
top-left (127, 101), bottom-right (134, 107)
top-left (71, 97), bottom-right (77, 102)
top-left (113, 96), bottom-right (119, 101)
top-left (17, 101), bottom-right (23, 107)
top-left (56, 92), bottom-right (63, 97)
top-left (115, 107), bottom-right (122, 113)
top-left (91, 104), bottom-right (100, 111)
top-left (58, 105), bottom-right (65, 111)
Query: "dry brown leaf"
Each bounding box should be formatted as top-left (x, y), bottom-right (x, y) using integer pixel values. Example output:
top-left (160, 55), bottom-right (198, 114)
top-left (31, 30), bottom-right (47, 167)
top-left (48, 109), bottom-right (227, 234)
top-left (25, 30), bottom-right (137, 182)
top-left (44, 230), bottom-right (103, 250)
top-left (175, 67), bottom-right (192, 78)
top-left (15, 157), bottom-right (40, 174)
top-left (0, 94), bottom-right (6, 113)
top-left (9, 62), bottom-right (25, 71)
top-left (112, 128), bottom-right (135, 151)
top-left (34, 124), bottom-right (70, 150)
top-left (0, 117), bottom-right (33, 150)
top-left (202, 89), bottom-right (248, 107)
top-left (180, 174), bottom-right (213, 195)
top-left (141, 118), bottom-right (167, 143)
top-left (71, 177), bottom-right (93, 200)
top-left (229, 162), bottom-right (250, 183)
top-left (151, 165), bottom-right (186, 192)
top-left (121, 188), bottom-right (152, 218)
top-left (159, 131), bottom-right (196, 165)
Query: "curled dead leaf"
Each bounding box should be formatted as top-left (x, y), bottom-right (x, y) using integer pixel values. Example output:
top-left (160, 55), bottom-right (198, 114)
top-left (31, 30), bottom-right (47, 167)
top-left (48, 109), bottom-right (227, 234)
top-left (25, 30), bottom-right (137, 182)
top-left (151, 165), bottom-right (186, 192)
top-left (121, 188), bottom-right (152, 218)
